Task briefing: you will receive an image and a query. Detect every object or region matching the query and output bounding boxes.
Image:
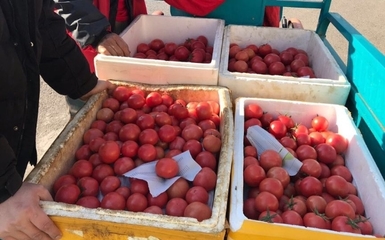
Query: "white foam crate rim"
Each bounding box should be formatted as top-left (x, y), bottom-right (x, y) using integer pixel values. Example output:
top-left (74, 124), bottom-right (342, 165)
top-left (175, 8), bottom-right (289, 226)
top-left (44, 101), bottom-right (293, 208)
top-left (95, 15), bottom-right (224, 69)
top-left (230, 97), bottom-right (385, 237)
top-left (220, 25), bottom-right (348, 85)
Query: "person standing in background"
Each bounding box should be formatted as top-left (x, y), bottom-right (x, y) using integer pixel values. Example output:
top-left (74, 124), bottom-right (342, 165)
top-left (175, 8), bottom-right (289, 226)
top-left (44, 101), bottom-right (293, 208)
top-left (0, 0), bottom-right (114, 239)
top-left (54, 0), bottom-right (163, 117)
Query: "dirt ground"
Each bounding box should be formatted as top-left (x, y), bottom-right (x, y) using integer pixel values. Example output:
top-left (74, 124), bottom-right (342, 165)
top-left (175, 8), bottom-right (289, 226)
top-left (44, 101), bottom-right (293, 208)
top-left (25, 0), bottom-right (385, 178)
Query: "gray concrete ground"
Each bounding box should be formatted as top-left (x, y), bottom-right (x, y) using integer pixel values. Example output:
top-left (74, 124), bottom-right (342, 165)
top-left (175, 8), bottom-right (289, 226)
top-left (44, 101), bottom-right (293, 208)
top-left (26, 0), bottom-right (385, 177)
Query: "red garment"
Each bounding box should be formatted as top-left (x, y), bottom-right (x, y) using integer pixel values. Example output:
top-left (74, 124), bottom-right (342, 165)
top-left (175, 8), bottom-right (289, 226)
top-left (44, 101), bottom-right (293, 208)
top-left (84, 0), bottom-right (147, 72)
top-left (165, 0), bottom-right (280, 27)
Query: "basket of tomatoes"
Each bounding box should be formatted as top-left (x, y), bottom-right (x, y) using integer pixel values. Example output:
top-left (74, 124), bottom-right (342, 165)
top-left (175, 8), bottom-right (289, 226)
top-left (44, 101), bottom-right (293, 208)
top-left (218, 25), bottom-right (351, 105)
top-left (227, 97), bottom-right (385, 240)
top-left (25, 81), bottom-right (233, 240)
top-left (94, 15), bottom-right (225, 86)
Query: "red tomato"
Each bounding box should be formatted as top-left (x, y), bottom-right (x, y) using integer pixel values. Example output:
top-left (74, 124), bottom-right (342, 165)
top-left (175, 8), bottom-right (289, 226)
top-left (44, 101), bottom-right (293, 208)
top-left (193, 167), bottom-right (217, 192)
top-left (181, 124), bottom-right (203, 141)
top-left (315, 143), bottom-right (337, 164)
top-left (77, 177), bottom-right (99, 197)
top-left (244, 145), bottom-right (258, 158)
top-left (244, 163), bottom-right (266, 187)
top-left (306, 195), bottom-right (327, 213)
top-left (144, 206), bottom-right (163, 215)
top-left (69, 159), bottom-right (93, 179)
top-left (75, 145), bottom-right (92, 160)
top-left (251, 60), bottom-right (268, 74)
top-left (155, 112), bottom-right (172, 126)
top-left (325, 200), bottom-right (356, 219)
top-left (258, 44), bottom-right (272, 57)
top-left (76, 196), bottom-right (100, 208)
top-left (184, 202), bottom-right (212, 222)
top-left (113, 157), bottom-right (135, 175)
top-left (269, 120), bottom-right (287, 139)
top-left (266, 167), bottom-right (290, 188)
top-left (155, 158), bottom-right (179, 179)
top-left (119, 123), bottom-right (141, 142)
top-left (115, 186), bottom-right (131, 200)
top-left (277, 115), bottom-right (295, 129)
top-left (166, 197), bottom-right (188, 216)
top-left (303, 212), bottom-right (331, 229)
top-left (279, 136), bottom-right (297, 151)
top-left (138, 128), bottom-right (159, 146)
top-left (185, 186), bottom-right (209, 204)
top-left (244, 118), bottom-right (262, 132)
top-left (281, 210), bottom-right (304, 226)
top-left (283, 197), bottom-right (307, 217)
top-left (100, 176), bottom-right (121, 196)
top-left (295, 145), bottom-right (317, 161)
top-left (291, 124), bottom-right (309, 138)
top-left (112, 86), bottom-right (131, 102)
top-left (326, 133), bottom-right (349, 154)
top-left (331, 216), bottom-right (361, 233)
top-left (195, 151), bottom-right (217, 170)
top-left (243, 198), bottom-right (260, 220)
top-left (90, 120), bottom-right (107, 132)
top-left (120, 140), bottom-right (139, 158)
top-left (202, 135), bottom-right (222, 153)
top-left (167, 178), bottom-right (189, 199)
top-left (320, 162), bottom-right (331, 178)
top-left (130, 179), bottom-right (149, 195)
top-left (309, 131), bottom-right (326, 146)
top-left (311, 115), bottom-right (329, 131)
top-left (147, 192), bottom-right (168, 208)
top-left (259, 178), bottom-right (284, 199)
top-left (190, 49), bottom-right (205, 63)
top-left (196, 35), bottom-right (208, 47)
top-left (53, 174), bottom-right (76, 194)
top-left (259, 150), bottom-right (282, 171)
top-left (355, 215), bottom-right (373, 235)
top-left (330, 165), bottom-right (352, 182)
top-left (96, 108), bottom-right (115, 123)
top-left (259, 210), bottom-right (283, 223)
top-left (174, 46), bottom-right (190, 61)
top-left (325, 175), bottom-right (349, 198)
top-left (254, 191), bottom-right (279, 212)
top-left (98, 141), bottom-right (120, 164)
top-left (283, 182), bottom-right (296, 198)
top-left (244, 104), bottom-right (263, 119)
top-left (182, 139), bottom-right (202, 158)
top-left (300, 159), bottom-right (322, 178)
top-left (164, 42), bottom-right (178, 56)
top-left (83, 128), bottom-right (104, 145)
top-left (263, 53), bottom-right (280, 67)
top-left (347, 194), bottom-right (365, 215)
top-left (137, 144), bottom-right (157, 162)
top-left (92, 164), bottom-right (114, 183)
top-left (126, 192), bottom-right (148, 212)
top-left (260, 112), bottom-right (274, 128)
top-left (55, 184), bottom-right (80, 204)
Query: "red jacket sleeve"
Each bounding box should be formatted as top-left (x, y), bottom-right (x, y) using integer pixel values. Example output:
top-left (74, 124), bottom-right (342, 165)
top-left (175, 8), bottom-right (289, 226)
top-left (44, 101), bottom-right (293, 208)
top-left (264, 6), bottom-right (280, 27)
top-left (133, 0), bottom-right (148, 18)
top-left (165, 0), bottom-right (225, 16)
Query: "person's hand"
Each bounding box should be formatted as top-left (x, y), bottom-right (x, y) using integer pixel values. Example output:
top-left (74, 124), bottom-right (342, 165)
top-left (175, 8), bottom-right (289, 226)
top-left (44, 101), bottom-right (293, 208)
top-left (80, 79), bottom-right (116, 101)
top-left (97, 33), bottom-right (130, 57)
top-left (151, 10), bottom-right (164, 15)
top-left (0, 182), bottom-right (62, 240)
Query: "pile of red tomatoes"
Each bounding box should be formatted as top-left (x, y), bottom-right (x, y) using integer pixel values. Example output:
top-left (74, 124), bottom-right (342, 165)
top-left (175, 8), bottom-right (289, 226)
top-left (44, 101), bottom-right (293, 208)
top-left (52, 86), bottom-right (223, 222)
top-left (242, 103), bottom-right (375, 236)
top-left (228, 43), bottom-right (316, 78)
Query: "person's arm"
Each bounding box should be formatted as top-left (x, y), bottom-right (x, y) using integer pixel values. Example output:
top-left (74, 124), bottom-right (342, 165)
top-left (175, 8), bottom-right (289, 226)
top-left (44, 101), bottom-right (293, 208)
top-left (39, 0), bottom-right (100, 99)
top-left (164, 0), bottom-right (225, 16)
top-left (53, 0), bottom-right (111, 48)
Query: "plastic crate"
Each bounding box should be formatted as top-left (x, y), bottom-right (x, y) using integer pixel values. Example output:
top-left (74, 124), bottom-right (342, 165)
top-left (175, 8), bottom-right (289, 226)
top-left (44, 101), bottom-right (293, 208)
top-left (228, 97), bottom-right (385, 240)
top-left (218, 25), bottom-right (351, 105)
top-left (94, 15), bottom-right (225, 86)
top-left (25, 81), bottom-right (233, 240)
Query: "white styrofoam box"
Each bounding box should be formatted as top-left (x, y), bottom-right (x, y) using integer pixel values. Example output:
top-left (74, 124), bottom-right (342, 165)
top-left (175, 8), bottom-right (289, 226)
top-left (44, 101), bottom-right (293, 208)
top-left (95, 15), bottom-right (225, 85)
top-left (228, 97), bottom-right (385, 240)
top-left (26, 81), bottom-right (233, 240)
top-left (219, 25), bottom-right (351, 105)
